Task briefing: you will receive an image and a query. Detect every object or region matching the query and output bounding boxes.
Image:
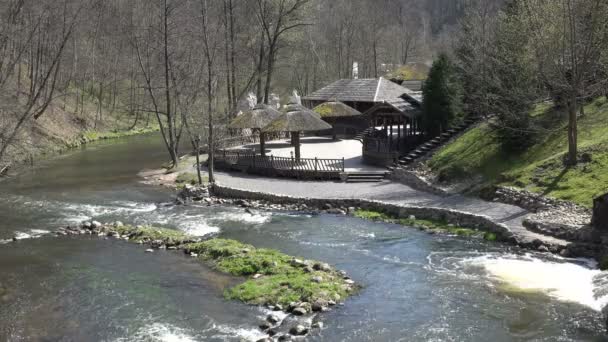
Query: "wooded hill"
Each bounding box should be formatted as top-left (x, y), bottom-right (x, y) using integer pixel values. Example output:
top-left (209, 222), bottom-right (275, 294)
top-left (0, 0), bottom-right (500, 167)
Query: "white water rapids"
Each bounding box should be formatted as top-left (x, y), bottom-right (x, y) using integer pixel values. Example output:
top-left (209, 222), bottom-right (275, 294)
top-left (464, 254), bottom-right (608, 312)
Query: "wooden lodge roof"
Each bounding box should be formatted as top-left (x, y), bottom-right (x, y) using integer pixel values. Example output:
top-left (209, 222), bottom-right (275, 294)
top-left (302, 77), bottom-right (421, 116)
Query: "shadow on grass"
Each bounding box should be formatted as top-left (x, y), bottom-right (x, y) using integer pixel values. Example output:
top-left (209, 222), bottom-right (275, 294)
top-left (540, 165), bottom-right (570, 197)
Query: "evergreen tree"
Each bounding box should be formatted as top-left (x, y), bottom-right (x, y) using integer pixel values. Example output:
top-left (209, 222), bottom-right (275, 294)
top-left (421, 53), bottom-right (462, 136)
top-left (487, 0), bottom-right (539, 151)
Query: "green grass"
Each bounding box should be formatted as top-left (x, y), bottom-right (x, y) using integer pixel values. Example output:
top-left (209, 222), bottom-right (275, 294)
top-left (428, 97), bottom-right (608, 207)
top-left (181, 239), bottom-right (356, 306)
top-left (102, 227), bottom-right (356, 307)
top-left (81, 126), bottom-right (159, 143)
top-left (353, 210), bottom-right (482, 238)
top-left (114, 225), bottom-right (193, 245)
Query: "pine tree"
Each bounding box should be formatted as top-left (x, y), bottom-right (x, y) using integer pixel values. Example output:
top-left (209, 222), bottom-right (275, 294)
top-left (421, 53), bottom-right (462, 136)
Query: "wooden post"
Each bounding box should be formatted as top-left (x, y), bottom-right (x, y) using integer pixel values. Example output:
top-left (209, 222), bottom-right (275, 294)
top-left (294, 132), bottom-right (301, 161)
top-left (260, 130), bottom-right (266, 157)
top-left (195, 136), bottom-right (202, 185)
top-left (342, 157), bottom-right (345, 172)
top-left (271, 155), bottom-right (274, 169)
top-left (314, 157), bottom-right (318, 172)
top-left (253, 153), bottom-right (256, 168)
top-left (389, 117), bottom-right (393, 151)
top-left (291, 152), bottom-right (295, 171)
top-left (397, 116), bottom-right (402, 152)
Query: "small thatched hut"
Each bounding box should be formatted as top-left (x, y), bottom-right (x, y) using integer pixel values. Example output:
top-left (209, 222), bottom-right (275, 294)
top-left (263, 103), bottom-right (331, 160)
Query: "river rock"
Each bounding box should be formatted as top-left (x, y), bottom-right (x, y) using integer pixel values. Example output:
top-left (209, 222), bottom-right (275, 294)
top-left (593, 193), bottom-right (608, 231)
top-left (82, 222), bottom-right (92, 229)
top-left (277, 334), bottom-right (293, 341)
top-left (91, 221), bottom-right (102, 229)
top-left (313, 262), bottom-right (331, 272)
top-left (312, 276), bottom-right (323, 283)
top-left (290, 258), bottom-right (306, 267)
top-left (266, 314), bottom-right (281, 324)
top-left (312, 321), bottom-right (324, 329)
top-left (256, 338), bottom-right (272, 342)
top-left (259, 322), bottom-right (271, 331)
top-left (145, 249), bottom-right (154, 253)
top-left (291, 307), bottom-right (307, 316)
top-left (289, 325), bottom-right (308, 336)
top-left (312, 299), bottom-right (327, 312)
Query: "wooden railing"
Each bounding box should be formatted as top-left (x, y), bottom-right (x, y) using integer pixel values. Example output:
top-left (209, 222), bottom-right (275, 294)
top-left (214, 149), bottom-right (345, 179)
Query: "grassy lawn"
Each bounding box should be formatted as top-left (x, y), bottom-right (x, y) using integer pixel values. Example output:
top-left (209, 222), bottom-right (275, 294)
top-left (428, 97), bottom-right (608, 207)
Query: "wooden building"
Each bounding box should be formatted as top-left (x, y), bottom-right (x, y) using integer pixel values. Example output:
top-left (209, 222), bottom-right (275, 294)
top-left (302, 77), bottom-right (423, 166)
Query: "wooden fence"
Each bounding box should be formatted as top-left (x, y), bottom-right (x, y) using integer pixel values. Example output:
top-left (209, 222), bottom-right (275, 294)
top-left (214, 149), bottom-right (345, 180)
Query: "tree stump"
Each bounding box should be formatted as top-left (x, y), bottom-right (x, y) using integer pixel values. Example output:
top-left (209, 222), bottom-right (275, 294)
top-left (593, 193), bottom-right (608, 231)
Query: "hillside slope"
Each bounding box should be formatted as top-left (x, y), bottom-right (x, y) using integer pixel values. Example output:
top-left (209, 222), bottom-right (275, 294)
top-left (428, 97), bottom-right (608, 207)
top-left (2, 90), bottom-right (158, 168)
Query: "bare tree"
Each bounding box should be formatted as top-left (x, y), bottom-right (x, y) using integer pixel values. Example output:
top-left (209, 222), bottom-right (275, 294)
top-left (0, 0), bottom-right (82, 164)
top-left (522, 0), bottom-right (608, 164)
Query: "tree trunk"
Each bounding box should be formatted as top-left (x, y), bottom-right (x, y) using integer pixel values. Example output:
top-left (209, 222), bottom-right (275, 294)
top-left (567, 97), bottom-right (578, 165)
top-left (256, 32), bottom-right (265, 104)
top-left (163, 0), bottom-right (178, 167)
top-left (263, 45), bottom-right (275, 104)
top-left (259, 130), bottom-right (266, 157)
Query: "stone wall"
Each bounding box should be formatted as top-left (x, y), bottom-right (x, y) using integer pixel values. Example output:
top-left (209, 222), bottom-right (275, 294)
top-left (391, 169), bottom-right (447, 196)
top-left (593, 193), bottom-right (608, 231)
top-left (211, 184), bottom-right (517, 244)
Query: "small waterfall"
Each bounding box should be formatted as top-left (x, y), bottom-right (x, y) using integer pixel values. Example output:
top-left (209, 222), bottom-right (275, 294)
top-left (467, 255), bottom-right (608, 312)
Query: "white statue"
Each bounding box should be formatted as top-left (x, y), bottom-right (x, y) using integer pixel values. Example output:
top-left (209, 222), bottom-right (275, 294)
top-left (290, 90), bottom-right (302, 105)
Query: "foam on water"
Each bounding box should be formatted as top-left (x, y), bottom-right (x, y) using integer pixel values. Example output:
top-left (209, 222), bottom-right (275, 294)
top-left (465, 255), bottom-right (608, 311)
top-left (209, 323), bottom-right (267, 341)
top-left (177, 220), bottom-right (220, 237)
top-left (116, 323), bottom-right (197, 342)
top-left (210, 210), bottom-right (272, 225)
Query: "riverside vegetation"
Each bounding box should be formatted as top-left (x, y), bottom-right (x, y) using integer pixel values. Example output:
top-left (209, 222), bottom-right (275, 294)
top-left (429, 98), bottom-right (608, 208)
top-left (57, 223), bottom-right (357, 315)
top-left (353, 209), bottom-right (498, 241)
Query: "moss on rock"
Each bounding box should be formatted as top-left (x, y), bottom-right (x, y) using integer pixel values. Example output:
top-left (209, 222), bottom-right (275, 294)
top-left (113, 225), bottom-right (193, 245)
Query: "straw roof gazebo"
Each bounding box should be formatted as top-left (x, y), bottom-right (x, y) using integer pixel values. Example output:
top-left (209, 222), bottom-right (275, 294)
top-left (263, 103), bottom-right (331, 161)
top-left (228, 104), bottom-right (282, 156)
top-left (313, 101), bottom-right (361, 140)
top-left (313, 101), bottom-right (361, 119)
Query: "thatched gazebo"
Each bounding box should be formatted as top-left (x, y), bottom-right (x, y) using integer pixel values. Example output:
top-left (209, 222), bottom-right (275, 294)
top-left (263, 103), bottom-right (332, 161)
top-left (228, 104), bottom-right (282, 157)
top-left (313, 101), bottom-right (361, 140)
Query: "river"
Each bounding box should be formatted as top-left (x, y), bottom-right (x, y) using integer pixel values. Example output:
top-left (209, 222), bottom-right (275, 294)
top-left (0, 134), bottom-right (606, 341)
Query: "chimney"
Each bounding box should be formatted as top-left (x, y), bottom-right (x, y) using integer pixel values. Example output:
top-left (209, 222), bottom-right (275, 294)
top-left (352, 62), bottom-right (359, 79)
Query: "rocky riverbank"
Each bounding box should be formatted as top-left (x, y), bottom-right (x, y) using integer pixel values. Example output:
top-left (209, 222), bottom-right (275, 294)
top-left (4, 220), bottom-right (357, 341)
top-left (395, 163), bottom-right (595, 247)
top-left (166, 183), bottom-right (608, 268)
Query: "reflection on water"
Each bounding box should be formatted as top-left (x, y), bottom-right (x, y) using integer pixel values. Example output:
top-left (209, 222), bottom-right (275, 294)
top-left (0, 134), bottom-right (606, 341)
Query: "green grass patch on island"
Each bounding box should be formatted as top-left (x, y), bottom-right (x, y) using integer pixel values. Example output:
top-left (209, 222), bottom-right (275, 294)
top-left (114, 225), bottom-right (193, 245)
top-left (103, 225), bottom-right (356, 308)
top-left (354, 209), bottom-right (484, 239)
top-left (184, 239), bottom-right (354, 306)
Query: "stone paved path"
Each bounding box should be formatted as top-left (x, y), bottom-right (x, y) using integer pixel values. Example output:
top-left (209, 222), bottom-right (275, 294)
top-left (214, 171), bottom-right (569, 246)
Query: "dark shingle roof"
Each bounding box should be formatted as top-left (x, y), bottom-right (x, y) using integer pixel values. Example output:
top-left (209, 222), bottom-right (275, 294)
top-left (303, 77), bottom-right (421, 110)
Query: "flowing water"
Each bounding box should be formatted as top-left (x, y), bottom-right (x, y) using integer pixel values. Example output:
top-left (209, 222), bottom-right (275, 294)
top-left (0, 134), bottom-right (607, 341)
